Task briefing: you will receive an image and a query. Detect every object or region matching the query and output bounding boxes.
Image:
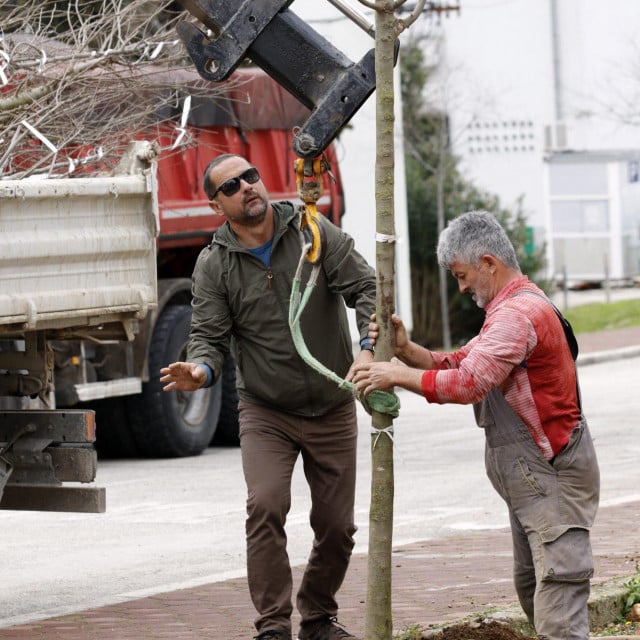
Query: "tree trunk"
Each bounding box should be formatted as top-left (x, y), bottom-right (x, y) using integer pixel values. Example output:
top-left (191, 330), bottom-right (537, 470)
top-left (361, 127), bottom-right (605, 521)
top-left (437, 116), bottom-right (452, 350)
top-left (365, 2), bottom-right (397, 639)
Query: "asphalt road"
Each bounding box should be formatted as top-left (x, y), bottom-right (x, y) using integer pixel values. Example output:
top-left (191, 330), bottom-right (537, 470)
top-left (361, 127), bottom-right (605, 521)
top-left (1, 355), bottom-right (639, 629)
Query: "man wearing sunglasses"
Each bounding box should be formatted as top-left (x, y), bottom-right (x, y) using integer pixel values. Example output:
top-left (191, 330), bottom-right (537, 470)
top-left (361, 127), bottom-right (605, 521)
top-left (161, 153), bottom-right (376, 640)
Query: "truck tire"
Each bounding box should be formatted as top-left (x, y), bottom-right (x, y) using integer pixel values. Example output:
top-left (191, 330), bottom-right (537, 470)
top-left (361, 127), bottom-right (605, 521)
top-left (127, 305), bottom-right (221, 457)
top-left (211, 357), bottom-right (240, 446)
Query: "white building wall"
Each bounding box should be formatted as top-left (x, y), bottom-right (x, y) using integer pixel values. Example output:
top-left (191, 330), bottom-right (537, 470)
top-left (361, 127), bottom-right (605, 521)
top-left (433, 0), bottom-right (556, 232)
top-left (432, 0), bottom-right (640, 273)
top-left (555, 1), bottom-right (640, 150)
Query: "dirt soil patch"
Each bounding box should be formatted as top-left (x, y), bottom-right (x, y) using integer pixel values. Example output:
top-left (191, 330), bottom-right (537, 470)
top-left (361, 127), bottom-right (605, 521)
top-left (425, 620), bottom-right (532, 640)
top-left (424, 619), bottom-right (640, 639)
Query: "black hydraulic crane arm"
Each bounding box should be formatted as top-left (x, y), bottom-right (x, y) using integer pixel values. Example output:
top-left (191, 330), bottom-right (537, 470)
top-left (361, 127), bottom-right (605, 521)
top-left (176, 0), bottom-right (386, 158)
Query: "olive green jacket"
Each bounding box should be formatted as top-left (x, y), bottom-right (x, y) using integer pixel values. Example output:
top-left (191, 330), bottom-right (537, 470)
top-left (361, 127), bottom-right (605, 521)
top-left (187, 201), bottom-right (376, 417)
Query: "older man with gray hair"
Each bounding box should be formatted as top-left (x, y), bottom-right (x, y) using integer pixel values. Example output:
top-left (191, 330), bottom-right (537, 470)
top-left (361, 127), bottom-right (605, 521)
top-left (351, 210), bottom-right (600, 640)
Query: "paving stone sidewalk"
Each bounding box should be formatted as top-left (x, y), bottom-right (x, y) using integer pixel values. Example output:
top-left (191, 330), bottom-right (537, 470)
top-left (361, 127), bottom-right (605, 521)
top-left (1, 499), bottom-right (638, 640)
top-left (1, 326), bottom-right (638, 640)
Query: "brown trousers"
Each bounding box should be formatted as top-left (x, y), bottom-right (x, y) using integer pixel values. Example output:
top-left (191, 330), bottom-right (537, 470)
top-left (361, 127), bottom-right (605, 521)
top-left (239, 399), bottom-right (358, 637)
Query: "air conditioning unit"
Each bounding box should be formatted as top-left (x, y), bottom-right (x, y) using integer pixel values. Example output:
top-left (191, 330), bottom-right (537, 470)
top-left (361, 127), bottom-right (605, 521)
top-left (544, 122), bottom-right (567, 150)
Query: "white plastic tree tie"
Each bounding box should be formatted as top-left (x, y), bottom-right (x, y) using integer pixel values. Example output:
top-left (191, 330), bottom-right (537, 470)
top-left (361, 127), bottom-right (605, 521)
top-left (172, 95), bottom-right (191, 149)
top-left (20, 120), bottom-right (58, 154)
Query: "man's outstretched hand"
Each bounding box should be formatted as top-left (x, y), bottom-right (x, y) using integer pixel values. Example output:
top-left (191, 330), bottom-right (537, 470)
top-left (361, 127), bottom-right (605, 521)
top-left (160, 362), bottom-right (207, 392)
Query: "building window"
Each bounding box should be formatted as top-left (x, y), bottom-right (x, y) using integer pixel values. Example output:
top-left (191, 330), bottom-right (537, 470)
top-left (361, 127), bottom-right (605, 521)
top-left (549, 163), bottom-right (607, 196)
top-left (551, 200), bottom-right (609, 232)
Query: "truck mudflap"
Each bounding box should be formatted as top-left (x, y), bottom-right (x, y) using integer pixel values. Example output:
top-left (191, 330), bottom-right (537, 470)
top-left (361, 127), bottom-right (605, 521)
top-left (0, 410), bottom-right (105, 513)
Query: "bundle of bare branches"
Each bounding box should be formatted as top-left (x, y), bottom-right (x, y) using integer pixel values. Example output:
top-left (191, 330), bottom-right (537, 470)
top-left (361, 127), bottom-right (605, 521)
top-left (0, 0), bottom-right (238, 178)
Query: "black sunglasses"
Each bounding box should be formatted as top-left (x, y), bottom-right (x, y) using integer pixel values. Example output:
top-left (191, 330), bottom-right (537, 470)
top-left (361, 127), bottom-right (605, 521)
top-left (212, 167), bottom-right (260, 198)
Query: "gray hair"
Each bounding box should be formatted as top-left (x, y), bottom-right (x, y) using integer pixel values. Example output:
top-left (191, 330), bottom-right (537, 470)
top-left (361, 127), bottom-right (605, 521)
top-left (437, 210), bottom-right (520, 270)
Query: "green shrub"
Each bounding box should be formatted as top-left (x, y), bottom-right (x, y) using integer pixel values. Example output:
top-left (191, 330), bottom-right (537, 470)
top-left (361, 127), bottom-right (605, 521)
top-left (623, 573), bottom-right (640, 617)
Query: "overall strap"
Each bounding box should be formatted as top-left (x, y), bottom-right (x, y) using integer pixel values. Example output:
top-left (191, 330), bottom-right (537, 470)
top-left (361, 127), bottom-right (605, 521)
top-left (510, 290), bottom-right (582, 410)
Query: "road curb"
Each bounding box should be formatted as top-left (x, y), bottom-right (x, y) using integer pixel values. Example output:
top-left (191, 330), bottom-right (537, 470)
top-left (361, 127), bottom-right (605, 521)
top-left (578, 346), bottom-right (640, 366)
top-left (478, 574), bottom-right (632, 636)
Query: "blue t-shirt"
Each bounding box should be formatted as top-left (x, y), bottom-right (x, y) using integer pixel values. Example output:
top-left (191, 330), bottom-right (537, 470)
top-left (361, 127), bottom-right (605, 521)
top-left (248, 236), bottom-right (273, 266)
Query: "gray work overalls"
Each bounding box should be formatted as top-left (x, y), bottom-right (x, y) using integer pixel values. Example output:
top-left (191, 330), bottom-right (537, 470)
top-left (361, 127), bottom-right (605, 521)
top-left (473, 304), bottom-right (600, 640)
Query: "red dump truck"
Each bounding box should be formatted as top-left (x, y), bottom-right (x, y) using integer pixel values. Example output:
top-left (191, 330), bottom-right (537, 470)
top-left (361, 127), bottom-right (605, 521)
top-left (84, 67), bottom-right (346, 460)
top-left (0, 67), bottom-right (345, 511)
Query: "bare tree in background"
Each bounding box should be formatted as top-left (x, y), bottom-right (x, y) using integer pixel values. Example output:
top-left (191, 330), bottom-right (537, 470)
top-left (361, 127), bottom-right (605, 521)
top-left (0, 0), bottom-right (234, 178)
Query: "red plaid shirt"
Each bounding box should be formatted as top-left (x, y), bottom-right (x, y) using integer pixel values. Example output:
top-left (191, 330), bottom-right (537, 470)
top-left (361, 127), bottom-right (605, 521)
top-left (421, 276), bottom-right (580, 459)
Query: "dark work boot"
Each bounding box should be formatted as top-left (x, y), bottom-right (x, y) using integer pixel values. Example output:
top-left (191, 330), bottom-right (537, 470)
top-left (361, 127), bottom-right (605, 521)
top-left (297, 617), bottom-right (359, 640)
top-left (255, 630), bottom-right (292, 640)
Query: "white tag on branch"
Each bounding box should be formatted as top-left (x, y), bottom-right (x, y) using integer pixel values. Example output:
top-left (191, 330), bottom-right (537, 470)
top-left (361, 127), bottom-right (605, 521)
top-left (0, 50), bottom-right (9, 86)
top-left (20, 120), bottom-right (58, 154)
top-left (172, 95), bottom-right (192, 150)
top-left (149, 43), bottom-right (164, 60)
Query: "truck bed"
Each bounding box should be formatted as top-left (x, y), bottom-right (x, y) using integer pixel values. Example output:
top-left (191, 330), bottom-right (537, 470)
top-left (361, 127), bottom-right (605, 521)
top-left (0, 171), bottom-right (158, 335)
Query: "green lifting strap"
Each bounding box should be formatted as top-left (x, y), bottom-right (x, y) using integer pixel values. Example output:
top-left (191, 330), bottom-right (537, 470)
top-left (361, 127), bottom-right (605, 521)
top-left (288, 245), bottom-right (401, 419)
